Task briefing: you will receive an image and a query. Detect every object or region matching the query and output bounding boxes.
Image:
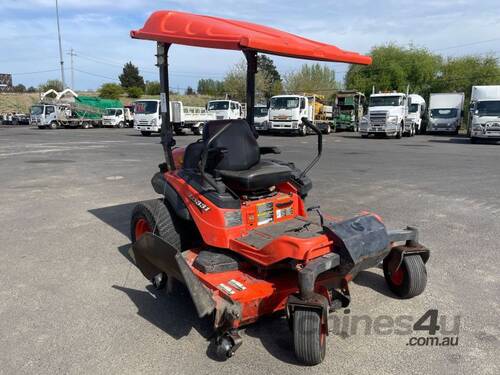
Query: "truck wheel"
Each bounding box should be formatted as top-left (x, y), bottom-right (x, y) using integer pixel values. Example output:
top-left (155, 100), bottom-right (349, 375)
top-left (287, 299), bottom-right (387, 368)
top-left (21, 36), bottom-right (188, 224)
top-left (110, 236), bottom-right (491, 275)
top-left (193, 124), bottom-right (203, 136)
top-left (175, 129), bottom-right (184, 135)
top-left (470, 137), bottom-right (478, 144)
top-left (323, 124), bottom-right (331, 135)
top-left (49, 121), bottom-right (58, 130)
top-left (38, 125), bottom-right (46, 129)
top-left (293, 308), bottom-right (326, 365)
top-left (361, 134), bottom-right (369, 138)
top-left (116, 121), bottom-right (124, 129)
top-left (383, 255), bottom-right (427, 299)
top-left (395, 125), bottom-right (402, 139)
top-left (82, 123), bottom-right (90, 129)
top-left (298, 124), bottom-right (307, 136)
top-left (141, 131), bottom-right (151, 137)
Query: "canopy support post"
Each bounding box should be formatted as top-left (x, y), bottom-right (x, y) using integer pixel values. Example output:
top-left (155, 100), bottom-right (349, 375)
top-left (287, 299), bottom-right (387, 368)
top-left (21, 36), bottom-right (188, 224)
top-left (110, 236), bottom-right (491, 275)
top-left (157, 42), bottom-right (175, 170)
top-left (244, 50), bottom-right (257, 128)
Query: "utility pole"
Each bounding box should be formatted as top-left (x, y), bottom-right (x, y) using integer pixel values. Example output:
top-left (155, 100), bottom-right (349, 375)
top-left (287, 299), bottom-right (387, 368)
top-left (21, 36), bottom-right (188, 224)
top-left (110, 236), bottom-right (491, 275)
top-left (55, 0), bottom-right (66, 88)
top-left (67, 48), bottom-right (76, 89)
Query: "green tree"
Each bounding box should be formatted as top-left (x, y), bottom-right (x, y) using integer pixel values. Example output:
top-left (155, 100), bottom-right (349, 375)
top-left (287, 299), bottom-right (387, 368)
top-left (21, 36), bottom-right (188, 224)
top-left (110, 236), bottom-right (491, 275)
top-left (345, 44), bottom-right (442, 99)
top-left (99, 83), bottom-right (124, 99)
top-left (197, 78), bottom-right (224, 96)
top-left (145, 81), bottom-right (161, 95)
top-left (258, 55), bottom-right (283, 100)
top-left (127, 86), bottom-right (144, 98)
top-left (27, 86), bottom-right (37, 93)
top-left (119, 62), bottom-right (145, 89)
top-left (39, 79), bottom-right (63, 92)
top-left (13, 84), bottom-right (26, 93)
top-left (186, 86), bottom-right (195, 95)
top-left (223, 60), bottom-right (267, 102)
top-left (431, 55), bottom-right (500, 105)
top-left (284, 64), bottom-right (337, 96)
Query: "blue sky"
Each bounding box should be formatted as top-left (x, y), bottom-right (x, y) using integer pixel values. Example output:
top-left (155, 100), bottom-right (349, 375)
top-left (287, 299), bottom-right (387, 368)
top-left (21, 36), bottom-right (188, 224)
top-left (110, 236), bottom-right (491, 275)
top-left (2, 0), bottom-right (500, 91)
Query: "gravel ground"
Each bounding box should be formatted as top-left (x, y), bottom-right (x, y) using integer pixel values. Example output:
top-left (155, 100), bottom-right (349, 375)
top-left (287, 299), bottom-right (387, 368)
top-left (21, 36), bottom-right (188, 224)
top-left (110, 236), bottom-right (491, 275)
top-left (0, 127), bottom-right (498, 375)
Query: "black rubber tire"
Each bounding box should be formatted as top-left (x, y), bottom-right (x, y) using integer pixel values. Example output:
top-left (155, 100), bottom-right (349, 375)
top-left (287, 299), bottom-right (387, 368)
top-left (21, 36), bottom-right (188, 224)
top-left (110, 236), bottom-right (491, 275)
top-left (130, 199), bottom-right (182, 250)
top-left (141, 131), bottom-right (151, 137)
top-left (38, 126), bottom-right (46, 129)
top-left (323, 124), bottom-right (331, 135)
top-left (193, 125), bottom-right (203, 135)
top-left (383, 255), bottom-right (427, 299)
top-left (298, 124), bottom-right (307, 136)
top-left (175, 129), bottom-right (184, 136)
top-left (361, 134), bottom-right (369, 138)
top-left (470, 137), bottom-right (478, 144)
top-left (395, 125), bottom-right (402, 139)
top-left (117, 121), bottom-right (124, 129)
top-left (293, 308), bottom-right (326, 366)
top-left (49, 121), bottom-right (58, 130)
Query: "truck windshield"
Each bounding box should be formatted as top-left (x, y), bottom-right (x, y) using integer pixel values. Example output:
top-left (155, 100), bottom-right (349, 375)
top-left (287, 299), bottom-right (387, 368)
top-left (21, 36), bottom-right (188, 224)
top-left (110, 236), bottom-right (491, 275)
top-left (105, 109), bottom-right (117, 116)
top-left (370, 96), bottom-right (402, 107)
top-left (409, 103), bottom-right (419, 113)
top-left (270, 97), bottom-right (299, 109)
top-left (31, 106), bottom-right (44, 115)
top-left (135, 101), bottom-right (158, 114)
top-left (477, 101), bottom-right (500, 116)
top-left (254, 107), bottom-right (268, 116)
top-left (431, 108), bottom-right (458, 118)
top-left (208, 101), bottom-right (229, 110)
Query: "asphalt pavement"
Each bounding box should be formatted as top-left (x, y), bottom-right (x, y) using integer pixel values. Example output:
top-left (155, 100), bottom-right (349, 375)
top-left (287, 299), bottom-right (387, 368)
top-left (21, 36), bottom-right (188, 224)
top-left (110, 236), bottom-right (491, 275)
top-left (0, 127), bottom-right (498, 374)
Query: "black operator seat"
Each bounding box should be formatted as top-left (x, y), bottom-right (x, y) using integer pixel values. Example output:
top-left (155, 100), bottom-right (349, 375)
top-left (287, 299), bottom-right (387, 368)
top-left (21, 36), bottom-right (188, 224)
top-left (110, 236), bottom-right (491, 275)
top-left (183, 119), bottom-right (292, 192)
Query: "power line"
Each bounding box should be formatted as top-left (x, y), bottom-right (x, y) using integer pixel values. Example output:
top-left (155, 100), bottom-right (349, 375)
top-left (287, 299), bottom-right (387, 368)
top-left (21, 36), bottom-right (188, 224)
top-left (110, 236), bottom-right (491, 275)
top-left (11, 69), bottom-right (61, 76)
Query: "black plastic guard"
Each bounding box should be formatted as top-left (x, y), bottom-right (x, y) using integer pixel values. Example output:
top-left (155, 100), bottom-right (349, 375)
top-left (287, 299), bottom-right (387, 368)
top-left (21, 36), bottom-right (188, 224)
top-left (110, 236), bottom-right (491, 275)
top-left (323, 214), bottom-right (390, 275)
top-left (129, 233), bottom-right (215, 318)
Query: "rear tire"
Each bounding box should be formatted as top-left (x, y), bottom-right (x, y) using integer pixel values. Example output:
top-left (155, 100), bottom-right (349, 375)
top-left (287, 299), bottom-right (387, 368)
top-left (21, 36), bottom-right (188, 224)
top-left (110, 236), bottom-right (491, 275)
top-left (130, 199), bottom-right (183, 249)
top-left (383, 255), bottom-right (427, 299)
top-left (141, 131), bottom-right (151, 137)
top-left (293, 308), bottom-right (326, 365)
top-left (49, 121), bottom-right (57, 130)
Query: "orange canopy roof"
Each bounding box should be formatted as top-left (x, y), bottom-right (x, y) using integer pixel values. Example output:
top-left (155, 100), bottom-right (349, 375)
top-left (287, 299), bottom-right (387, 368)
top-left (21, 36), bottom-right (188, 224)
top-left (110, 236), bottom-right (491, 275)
top-left (131, 10), bottom-right (372, 65)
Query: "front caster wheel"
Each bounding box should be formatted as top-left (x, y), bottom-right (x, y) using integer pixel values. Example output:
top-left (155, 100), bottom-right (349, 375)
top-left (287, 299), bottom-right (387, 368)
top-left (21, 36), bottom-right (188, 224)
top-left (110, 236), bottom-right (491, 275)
top-left (383, 255), bottom-right (427, 299)
top-left (293, 308), bottom-right (326, 365)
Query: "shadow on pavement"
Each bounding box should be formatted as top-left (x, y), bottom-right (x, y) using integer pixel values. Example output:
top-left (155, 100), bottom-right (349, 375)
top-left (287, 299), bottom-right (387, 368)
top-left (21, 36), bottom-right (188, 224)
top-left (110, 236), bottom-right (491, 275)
top-left (352, 269), bottom-right (394, 298)
top-left (112, 284), bottom-right (214, 341)
top-left (88, 202), bottom-right (141, 239)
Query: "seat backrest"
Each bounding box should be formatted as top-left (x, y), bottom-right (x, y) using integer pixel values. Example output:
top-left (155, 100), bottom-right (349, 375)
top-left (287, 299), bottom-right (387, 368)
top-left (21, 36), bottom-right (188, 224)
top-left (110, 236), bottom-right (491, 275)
top-left (203, 120), bottom-right (260, 171)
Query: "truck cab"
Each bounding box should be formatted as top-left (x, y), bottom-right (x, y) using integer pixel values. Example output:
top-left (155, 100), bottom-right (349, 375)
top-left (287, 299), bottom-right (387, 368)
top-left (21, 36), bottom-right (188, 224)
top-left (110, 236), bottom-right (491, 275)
top-left (30, 104), bottom-right (69, 129)
top-left (360, 92), bottom-right (408, 138)
top-left (469, 86), bottom-right (500, 143)
top-left (427, 93), bottom-right (464, 134)
top-left (406, 94), bottom-right (426, 135)
top-left (102, 107), bottom-right (132, 128)
top-left (253, 105), bottom-right (269, 132)
top-left (133, 99), bottom-right (161, 136)
top-left (268, 95), bottom-right (310, 135)
top-left (207, 100), bottom-right (242, 120)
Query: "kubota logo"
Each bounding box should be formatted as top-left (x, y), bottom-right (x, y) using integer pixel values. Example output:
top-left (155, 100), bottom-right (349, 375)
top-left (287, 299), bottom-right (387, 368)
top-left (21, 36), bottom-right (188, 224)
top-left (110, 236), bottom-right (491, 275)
top-left (188, 194), bottom-right (210, 212)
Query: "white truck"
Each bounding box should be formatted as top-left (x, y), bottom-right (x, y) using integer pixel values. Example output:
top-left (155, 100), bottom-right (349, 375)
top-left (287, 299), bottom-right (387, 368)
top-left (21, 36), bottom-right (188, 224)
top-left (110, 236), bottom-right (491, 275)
top-left (359, 92), bottom-right (409, 138)
top-left (171, 102), bottom-right (216, 135)
top-left (30, 103), bottom-right (90, 129)
top-left (101, 107), bottom-right (134, 128)
top-left (207, 100), bottom-right (243, 120)
top-left (406, 94), bottom-right (426, 135)
top-left (253, 105), bottom-right (269, 132)
top-left (427, 93), bottom-right (464, 135)
top-left (134, 99), bottom-right (216, 136)
top-left (268, 94), bottom-right (333, 136)
top-left (468, 85), bottom-right (500, 143)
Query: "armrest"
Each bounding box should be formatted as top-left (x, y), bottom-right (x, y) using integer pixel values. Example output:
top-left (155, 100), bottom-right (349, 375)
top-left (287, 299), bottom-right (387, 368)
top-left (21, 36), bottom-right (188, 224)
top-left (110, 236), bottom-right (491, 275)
top-left (259, 146), bottom-right (281, 155)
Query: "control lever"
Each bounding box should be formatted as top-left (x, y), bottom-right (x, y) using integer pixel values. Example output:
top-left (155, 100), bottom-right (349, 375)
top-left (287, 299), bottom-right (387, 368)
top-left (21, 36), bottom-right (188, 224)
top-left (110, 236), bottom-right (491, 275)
top-left (307, 205), bottom-right (325, 227)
